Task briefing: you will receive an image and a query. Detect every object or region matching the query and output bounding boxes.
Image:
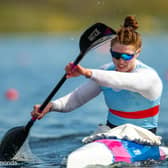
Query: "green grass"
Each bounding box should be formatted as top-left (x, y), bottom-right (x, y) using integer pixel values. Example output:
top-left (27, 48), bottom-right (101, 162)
top-left (0, 0), bottom-right (168, 33)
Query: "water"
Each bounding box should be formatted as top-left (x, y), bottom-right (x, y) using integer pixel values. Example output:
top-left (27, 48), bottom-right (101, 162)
top-left (0, 33), bottom-right (168, 168)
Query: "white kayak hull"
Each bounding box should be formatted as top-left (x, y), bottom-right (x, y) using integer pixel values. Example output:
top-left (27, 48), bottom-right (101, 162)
top-left (67, 124), bottom-right (168, 168)
top-left (67, 139), bottom-right (168, 168)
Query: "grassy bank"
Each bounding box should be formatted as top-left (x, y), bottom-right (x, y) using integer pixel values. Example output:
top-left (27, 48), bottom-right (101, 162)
top-left (0, 0), bottom-right (168, 33)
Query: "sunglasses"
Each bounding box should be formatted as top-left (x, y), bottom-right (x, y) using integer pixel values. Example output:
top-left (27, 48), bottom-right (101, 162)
top-left (110, 48), bottom-right (136, 61)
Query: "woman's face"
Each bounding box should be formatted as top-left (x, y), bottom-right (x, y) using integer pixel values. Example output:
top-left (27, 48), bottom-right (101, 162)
top-left (111, 43), bottom-right (140, 72)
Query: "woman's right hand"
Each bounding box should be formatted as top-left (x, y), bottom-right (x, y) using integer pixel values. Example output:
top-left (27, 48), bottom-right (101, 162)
top-left (65, 62), bottom-right (92, 79)
top-left (31, 102), bottom-right (53, 120)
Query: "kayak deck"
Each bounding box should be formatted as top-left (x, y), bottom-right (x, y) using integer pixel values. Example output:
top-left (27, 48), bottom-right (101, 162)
top-left (67, 138), bottom-right (168, 168)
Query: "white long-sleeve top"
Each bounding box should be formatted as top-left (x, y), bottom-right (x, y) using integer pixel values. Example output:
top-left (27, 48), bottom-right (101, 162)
top-left (51, 60), bottom-right (163, 112)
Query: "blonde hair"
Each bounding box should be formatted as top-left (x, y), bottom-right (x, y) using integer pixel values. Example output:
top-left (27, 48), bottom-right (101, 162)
top-left (111, 16), bottom-right (142, 49)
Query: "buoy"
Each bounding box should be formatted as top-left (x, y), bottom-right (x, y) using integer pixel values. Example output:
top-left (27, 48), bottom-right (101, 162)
top-left (5, 88), bottom-right (19, 101)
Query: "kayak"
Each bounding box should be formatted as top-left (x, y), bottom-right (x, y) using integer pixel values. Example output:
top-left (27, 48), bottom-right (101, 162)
top-left (66, 124), bottom-right (168, 168)
top-left (67, 139), bottom-right (168, 168)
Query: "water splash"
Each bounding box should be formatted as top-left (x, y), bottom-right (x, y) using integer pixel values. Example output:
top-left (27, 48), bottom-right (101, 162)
top-left (13, 137), bottom-right (40, 163)
top-left (0, 138), bottom-right (39, 166)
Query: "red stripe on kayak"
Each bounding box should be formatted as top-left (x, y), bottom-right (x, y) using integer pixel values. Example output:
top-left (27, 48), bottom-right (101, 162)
top-left (109, 105), bottom-right (159, 119)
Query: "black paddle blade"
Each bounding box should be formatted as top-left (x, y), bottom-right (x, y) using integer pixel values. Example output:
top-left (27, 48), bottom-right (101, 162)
top-left (0, 126), bottom-right (29, 161)
top-left (79, 22), bottom-right (116, 53)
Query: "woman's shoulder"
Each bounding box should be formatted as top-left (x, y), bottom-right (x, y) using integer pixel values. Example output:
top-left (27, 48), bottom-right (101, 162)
top-left (136, 60), bottom-right (162, 81)
top-left (136, 60), bottom-right (157, 72)
top-left (99, 62), bottom-right (115, 70)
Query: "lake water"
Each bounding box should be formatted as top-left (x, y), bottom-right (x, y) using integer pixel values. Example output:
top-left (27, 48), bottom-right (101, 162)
top-left (0, 33), bottom-right (168, 168)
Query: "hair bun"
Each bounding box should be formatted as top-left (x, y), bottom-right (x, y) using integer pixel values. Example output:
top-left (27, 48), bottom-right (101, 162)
top-left (123, 16), bottom-right (139, 30)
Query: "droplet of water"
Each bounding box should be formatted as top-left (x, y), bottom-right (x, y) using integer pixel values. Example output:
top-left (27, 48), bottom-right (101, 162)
top-left (70, 37), bottom-right (75, 41)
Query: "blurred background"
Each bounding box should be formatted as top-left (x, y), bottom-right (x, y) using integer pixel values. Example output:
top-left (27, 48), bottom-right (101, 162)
top-left (0, 0), bottom-right (168, 33)
top-left (0, 1), bottom-right (168, 167)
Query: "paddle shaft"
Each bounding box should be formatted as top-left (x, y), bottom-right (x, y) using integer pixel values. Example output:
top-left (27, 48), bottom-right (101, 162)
top-left (25, 51), bottom-right (86, 131)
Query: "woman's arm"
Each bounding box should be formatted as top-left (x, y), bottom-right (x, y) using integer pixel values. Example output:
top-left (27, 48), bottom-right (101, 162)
top-left (51, 80), bottom-right (101, 112)
top-left (90, 68), bottom-right (163, 100)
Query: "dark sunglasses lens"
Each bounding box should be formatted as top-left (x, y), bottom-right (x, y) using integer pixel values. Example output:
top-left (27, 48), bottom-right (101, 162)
top-left (110, 49), bottom-right (134, 60)
top-left (110, 51), bottom-right (121, 59)
top-left (121, 54), bottom-right (134, 60)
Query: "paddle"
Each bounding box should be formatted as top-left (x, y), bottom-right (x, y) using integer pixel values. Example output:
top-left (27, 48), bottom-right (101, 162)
top-left (0, 23), bottom-right (116, 161)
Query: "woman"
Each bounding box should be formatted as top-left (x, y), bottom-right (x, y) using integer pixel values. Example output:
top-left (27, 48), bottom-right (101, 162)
top-left (31, 16), bottom-right (163, 134)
